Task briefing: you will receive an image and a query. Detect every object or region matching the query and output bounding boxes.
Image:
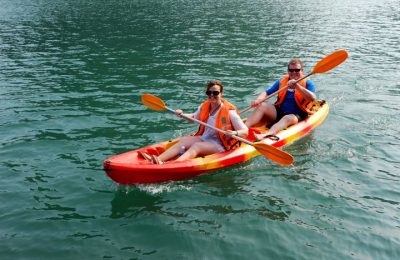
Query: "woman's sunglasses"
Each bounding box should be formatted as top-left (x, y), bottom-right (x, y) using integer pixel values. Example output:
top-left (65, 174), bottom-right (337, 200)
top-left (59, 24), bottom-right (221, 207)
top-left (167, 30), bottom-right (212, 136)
top-left (206, 90), bottom-right (220, 96)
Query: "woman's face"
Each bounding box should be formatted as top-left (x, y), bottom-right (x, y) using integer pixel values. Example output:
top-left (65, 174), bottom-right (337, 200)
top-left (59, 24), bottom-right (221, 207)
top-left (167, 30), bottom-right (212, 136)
top-left (206, 84), bottom-right (222, 103)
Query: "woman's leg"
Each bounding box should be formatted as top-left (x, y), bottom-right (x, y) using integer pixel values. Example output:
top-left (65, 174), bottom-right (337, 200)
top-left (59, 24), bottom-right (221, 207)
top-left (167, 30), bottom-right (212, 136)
top-left (158, 136), bottom-right (202, 162)
top-left (176, 141), bottom-right (222, 161)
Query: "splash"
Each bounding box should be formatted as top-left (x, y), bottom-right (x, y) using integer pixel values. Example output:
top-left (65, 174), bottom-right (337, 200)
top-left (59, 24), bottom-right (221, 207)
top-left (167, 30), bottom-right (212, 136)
top-left (132, 182), bottom-right (192, 194)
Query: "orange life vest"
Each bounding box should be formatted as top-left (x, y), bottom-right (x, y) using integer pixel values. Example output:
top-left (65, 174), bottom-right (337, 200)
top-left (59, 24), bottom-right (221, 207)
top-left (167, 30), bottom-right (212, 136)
top-left (194, 98), bottom-right (241, 151)
top-left (275, 75), bottom-right (315, 115)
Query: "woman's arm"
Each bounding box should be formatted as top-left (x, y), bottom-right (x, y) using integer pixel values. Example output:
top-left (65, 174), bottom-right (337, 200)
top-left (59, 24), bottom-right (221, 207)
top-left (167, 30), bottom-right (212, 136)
top-left (227, 111), bottom-right (248, 137)
top-left (175, 106), bottom-right (201, 123)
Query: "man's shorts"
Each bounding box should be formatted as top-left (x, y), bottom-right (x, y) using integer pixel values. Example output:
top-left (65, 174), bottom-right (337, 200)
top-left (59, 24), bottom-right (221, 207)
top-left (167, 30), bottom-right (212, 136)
top-left (273, 105), bottom-right (308, 124)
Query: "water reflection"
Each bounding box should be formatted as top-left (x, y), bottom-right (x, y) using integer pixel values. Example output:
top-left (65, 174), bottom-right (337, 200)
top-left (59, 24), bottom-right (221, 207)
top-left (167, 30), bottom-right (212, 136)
top-left (110, 186), bottom-right (166, 219)
top-left (110, 168), bottom-right (291, 223)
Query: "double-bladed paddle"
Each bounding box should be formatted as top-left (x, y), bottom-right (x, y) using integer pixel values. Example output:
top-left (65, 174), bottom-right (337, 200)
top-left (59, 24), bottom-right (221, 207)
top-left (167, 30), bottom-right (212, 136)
top-left (239, 49), bottom-right (349, 114)
top-left (141, 94), bottom-right (294, 165)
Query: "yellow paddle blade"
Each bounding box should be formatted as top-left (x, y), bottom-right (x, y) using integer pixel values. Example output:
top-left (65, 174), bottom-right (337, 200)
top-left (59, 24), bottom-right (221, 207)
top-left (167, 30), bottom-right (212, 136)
top-left (141, 94), bottom-right (166, 111)
top-left (253, 142), bottom-right (294, 165)
top-left (312, 49), bottom-right (349, 74)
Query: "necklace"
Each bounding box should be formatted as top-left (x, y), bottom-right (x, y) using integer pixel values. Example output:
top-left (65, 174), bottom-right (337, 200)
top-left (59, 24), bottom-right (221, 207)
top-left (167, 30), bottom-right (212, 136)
top-left (209, 103), bottom-right (222, 116)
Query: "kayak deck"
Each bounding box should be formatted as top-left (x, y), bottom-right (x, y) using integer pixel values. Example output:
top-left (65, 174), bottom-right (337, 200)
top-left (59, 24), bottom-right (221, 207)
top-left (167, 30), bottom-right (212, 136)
top-left (103, 100), bottom-right (328, 185)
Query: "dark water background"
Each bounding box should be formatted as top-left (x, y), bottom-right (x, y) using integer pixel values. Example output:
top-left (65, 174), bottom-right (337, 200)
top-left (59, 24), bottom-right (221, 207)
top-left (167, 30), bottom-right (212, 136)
top-left (1, 0), bottom-right (399, 259)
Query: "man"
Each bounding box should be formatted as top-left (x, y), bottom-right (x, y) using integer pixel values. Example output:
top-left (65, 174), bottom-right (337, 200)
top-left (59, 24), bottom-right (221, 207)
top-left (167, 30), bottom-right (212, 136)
top-left (245, 59), bottom-right (316, 141)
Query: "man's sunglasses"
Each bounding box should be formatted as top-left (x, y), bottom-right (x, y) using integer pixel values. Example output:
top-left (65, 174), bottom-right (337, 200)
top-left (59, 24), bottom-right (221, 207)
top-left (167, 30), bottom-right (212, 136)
top-left (288, 69), bottom-right (301, 73)
top-left (206, 90), bottom-right (220, 96)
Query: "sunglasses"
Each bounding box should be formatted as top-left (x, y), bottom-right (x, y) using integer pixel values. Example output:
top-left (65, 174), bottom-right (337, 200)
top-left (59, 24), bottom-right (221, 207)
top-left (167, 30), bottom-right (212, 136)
top-left (288, 68), bottom-right (302, 73)
top-left (206, 90), bottom-right (220, 96)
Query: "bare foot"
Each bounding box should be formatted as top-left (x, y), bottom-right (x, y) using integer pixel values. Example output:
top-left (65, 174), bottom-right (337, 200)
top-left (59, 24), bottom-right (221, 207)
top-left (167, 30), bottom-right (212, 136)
top-left (151, 155), bottom-right (163, 165)
top-left (254, 134), bottom-right (280, 142)
top-left (139, 151), bottom-right (152, 162)
top-left (254, 133), bottom-right (267, 142)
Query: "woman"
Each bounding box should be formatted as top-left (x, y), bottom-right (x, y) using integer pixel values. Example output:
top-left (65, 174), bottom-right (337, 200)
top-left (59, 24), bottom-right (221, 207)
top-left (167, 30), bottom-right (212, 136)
top-left (141, 80), bottom-right (248, 164)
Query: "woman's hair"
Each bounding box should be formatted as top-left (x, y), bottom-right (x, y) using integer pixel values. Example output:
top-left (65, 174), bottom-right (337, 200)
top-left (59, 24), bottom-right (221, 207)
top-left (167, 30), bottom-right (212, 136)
top-left (287, 58), bottom-right (304, 70)
top-left (206, 80), bottom-right (224, 92)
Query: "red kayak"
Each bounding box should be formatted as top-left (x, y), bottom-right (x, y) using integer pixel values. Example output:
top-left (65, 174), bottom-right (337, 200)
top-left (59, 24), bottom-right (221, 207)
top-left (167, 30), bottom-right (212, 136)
top-left (103, 100), bottom-right (329, 185)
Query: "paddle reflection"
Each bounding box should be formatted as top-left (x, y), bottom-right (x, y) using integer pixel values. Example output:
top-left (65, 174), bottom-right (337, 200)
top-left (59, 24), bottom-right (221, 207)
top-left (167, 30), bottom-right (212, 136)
top-left (189, 169), bottom-right (291, 221)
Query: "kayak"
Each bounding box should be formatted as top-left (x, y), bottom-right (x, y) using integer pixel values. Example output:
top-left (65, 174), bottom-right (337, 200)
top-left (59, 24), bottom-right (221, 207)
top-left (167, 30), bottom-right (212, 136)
top-left (103, 100), bottom-right (328, 185)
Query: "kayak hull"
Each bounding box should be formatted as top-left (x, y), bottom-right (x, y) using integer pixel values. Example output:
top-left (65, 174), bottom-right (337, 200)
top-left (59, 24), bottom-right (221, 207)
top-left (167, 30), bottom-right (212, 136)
top-left (103, 101), bottom-right (329, 185)
top-left (103, 141), bottom-right (257, 184)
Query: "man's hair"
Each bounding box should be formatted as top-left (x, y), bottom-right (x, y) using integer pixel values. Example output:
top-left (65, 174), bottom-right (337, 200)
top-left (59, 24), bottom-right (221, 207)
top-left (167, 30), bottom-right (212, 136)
top-left (287, 58), bottom-right (304, 70)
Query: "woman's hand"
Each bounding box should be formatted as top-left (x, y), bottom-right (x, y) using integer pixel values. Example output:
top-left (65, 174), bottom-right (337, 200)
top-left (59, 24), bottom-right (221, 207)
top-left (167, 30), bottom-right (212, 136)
top-left (175, 109), bottom-right (183, 115)
top-left (225, 130), bottom-right (238, 137)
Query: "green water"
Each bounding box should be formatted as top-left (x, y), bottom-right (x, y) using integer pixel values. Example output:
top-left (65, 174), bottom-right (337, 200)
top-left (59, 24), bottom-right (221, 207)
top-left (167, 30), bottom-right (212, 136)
top-left (1, 0), bottom-right (399, 259)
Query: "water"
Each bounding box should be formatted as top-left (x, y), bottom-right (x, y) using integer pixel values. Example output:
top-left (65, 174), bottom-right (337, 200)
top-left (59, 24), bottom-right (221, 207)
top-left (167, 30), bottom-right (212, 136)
top-left (1, 0), bottom-right (399, 259)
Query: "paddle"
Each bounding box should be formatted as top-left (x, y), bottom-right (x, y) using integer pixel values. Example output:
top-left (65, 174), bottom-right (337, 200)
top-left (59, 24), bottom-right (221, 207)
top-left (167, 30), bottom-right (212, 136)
top-left (239, 49), bottom-right (349, 114)
top-left (142, 94), bottom-right (294, 165)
